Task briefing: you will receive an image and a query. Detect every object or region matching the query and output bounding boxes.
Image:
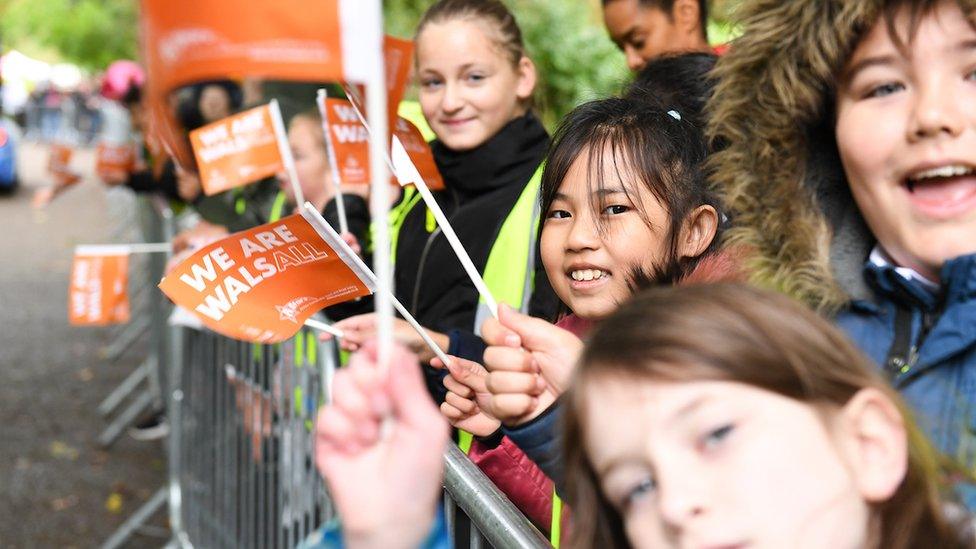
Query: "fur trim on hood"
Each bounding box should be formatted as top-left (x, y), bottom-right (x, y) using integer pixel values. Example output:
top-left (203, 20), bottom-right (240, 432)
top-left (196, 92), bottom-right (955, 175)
top-left (706, 0), bottom-right (976, 313)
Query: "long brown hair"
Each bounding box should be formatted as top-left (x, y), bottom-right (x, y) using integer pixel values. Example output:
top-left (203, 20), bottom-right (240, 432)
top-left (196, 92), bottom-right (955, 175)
top-left (564, 283), bottom-right (964, 548)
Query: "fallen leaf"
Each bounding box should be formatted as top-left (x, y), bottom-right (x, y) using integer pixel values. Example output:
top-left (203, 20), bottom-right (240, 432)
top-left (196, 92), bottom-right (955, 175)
top-left (105, 492), bottom-right (123, 514)
top-left (77, 368), bottom-right (94, 382)
top-left (50, 441), bottom-right (79, 461)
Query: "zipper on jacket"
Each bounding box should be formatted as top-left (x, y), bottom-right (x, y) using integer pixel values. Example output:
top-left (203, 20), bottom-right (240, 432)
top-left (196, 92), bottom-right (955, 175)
top-left (410, 190), bottom-right (460, 316)
top-left (886, 306), bottom-right (942, 380)
top-left (411, 226), bottom-right (443, 315)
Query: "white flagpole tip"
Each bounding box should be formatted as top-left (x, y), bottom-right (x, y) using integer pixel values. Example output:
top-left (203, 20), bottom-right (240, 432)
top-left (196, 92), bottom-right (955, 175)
top-left (304, 318), bottom-right (345, 339)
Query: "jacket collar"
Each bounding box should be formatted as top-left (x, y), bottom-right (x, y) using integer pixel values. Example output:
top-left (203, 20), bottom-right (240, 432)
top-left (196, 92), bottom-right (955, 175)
top-left (865, 250), bottom-right (976, 311)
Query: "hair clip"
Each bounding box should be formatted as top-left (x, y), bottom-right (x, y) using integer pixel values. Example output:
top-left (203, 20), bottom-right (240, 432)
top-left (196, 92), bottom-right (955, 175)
top-left (667, 110), bottom-right (681, 121)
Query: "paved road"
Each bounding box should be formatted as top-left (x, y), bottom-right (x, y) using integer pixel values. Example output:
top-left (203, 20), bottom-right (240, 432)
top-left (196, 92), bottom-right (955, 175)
top-left (0, 141), bottom-right (166, 548)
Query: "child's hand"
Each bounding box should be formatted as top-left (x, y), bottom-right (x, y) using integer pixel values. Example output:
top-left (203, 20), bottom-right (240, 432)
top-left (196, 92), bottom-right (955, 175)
top-left (482, 341), bottom-right (556, 427)
top-left (340, 232), bottom-right (362, 256)
top-left (432, 355), bottom-right (502, 437)
top-left (322, 314), bottom-right (449, 363)
top-left (479, 303), bottom-right (582, 426)
top-left (315, 341), bottom-right (448, 549)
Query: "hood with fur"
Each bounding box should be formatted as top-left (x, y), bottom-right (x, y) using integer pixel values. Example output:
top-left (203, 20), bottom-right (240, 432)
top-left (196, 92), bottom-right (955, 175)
top-left (706, 0), bottom-right (976, 313)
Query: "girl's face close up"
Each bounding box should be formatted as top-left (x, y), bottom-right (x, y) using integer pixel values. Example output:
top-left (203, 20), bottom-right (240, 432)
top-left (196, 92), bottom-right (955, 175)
top-left (582, 377), bottom-right (901, 549)
top-left (416, 18), bottom-right (534, 152)
top-left (835, 0), bottom-right (976, 282)
top-left (540, 148), bottom-right (673, 321)
top-left (278, 117), bottom-right (332, 207)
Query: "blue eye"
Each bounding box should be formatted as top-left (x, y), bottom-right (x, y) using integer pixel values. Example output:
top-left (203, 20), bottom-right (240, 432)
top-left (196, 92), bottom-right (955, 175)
top-left (865, 82), bottom-right (904, 99)
top-left (701, 424), bottom-right (734, 451)
top-left (546, 209), bottom-right (571, 220)
top-left (602, 204), bottom-right (629, 215)
top-left (420, 78), bottom-right (443, 90)
top-left (466, 73), bottom-right (486, 83)
top-left (623, 476), bottom-right (656, 509)
top-left (967, 69), bottom-right (976, 82)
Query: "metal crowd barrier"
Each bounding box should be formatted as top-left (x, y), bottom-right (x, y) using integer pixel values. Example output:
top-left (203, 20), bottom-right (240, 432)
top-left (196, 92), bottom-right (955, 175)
top-left (101, 192), bottom-right (554, 549)
top-left (97, 190), bottom-right (171, 448)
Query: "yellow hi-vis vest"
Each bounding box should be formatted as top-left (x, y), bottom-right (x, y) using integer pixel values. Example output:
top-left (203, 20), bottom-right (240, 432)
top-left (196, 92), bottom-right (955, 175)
top-left (387, 164), bottom-right (561, 545)
top-left (236, 189), bottom-right (288, 223)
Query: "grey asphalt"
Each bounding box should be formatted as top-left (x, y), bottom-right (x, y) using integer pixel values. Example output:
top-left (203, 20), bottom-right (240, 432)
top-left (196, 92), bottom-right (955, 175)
top-left (0, 141), bottom-right (166, 548)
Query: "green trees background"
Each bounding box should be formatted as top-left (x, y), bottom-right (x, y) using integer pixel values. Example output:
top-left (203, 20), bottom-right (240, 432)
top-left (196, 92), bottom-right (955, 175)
top-left (1, 0), bottom-right (738, 125)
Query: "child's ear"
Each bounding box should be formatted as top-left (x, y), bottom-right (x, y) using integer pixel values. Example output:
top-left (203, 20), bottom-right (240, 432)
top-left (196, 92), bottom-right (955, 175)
top-left (515, 56), bottom-right (537, 104)
top-left (678, 204), bottom-right (718, 260)
top-left (838, 388), bottom-right (908, 502)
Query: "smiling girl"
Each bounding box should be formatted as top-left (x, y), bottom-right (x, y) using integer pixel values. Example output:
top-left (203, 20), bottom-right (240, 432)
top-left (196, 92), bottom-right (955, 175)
top-left (331, 0), bottom-right (559, 370)
top-left (440, 90), bottom-right (742, 495)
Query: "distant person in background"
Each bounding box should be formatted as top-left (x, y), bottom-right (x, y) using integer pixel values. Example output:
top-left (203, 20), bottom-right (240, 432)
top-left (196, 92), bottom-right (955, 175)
top-left (601, 0), bottom-right (712, 72)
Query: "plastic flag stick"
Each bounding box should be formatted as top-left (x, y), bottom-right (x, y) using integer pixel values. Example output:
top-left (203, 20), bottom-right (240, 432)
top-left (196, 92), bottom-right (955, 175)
top-left (75, 243), bottom-right (172, 255)
top-left (315, 89), bottom-right (349, 234)
top-left (269, 99), bottom-right (305, 206)
top-left (303, 318), bottom-right (345, 339)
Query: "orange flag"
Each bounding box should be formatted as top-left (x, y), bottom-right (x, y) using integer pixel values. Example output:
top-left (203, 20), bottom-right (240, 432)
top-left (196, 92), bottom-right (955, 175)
top-left (322, 97), bottom-right (444, 191)
top-left (139, 0), bottom-right (382, 168)
top-left (69, 247), bottom-right (130, 326)
top-left (95, 144), bottom-right (137, 180)
top-left (189, 103), bottom-right (284, 196)
top-left (322, 97), bottom-right (370, 186)
top-left (158, 212), bottom-right (373, 343)
top-left (393, 117), bottom-right (444, 191)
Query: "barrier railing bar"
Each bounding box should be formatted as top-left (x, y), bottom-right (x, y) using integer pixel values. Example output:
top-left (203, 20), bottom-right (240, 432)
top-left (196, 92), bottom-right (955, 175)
top-left (443, 444), bottom-right (551, 549)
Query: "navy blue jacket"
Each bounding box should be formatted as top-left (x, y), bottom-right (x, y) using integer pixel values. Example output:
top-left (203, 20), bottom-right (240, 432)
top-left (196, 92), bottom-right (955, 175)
top-left (837, 252), bottom-right (976, 508)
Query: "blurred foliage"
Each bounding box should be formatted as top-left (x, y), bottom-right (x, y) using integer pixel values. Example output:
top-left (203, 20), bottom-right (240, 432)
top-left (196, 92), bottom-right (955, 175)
top-left (1, 0), bottom-right (138, 71)
top-left (1, 0), bottom-right (740, 122)
top-left (385, 0), bottom-right (630, 128)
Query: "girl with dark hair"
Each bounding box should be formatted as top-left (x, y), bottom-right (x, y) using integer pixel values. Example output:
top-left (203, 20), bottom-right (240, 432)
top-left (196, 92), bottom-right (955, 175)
top-left (442, 93), bottom-right (741, 499)
top-left (565, 283), bottom-right (972, 548)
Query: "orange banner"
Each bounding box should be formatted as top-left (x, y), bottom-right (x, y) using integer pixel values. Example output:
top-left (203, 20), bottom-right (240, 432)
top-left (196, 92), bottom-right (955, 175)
top-left (384, 36), bottom-right (414, 134)
top-left (139, 0), bottom-right (382, 170)
top-left (341, 35), bottom-right (415, 143)
top-left (189, 104), bottom-right (283, 196)
top-left (69, 248), bottom-right (130, 326)
top-left (322, 98), bottom-right (370, 185)
top-left (95, 144), bottom-right (136, 179)
top-left (158, 212), bottom-right (374, 343)
top-left (322, 97), bottom-right (443, 191)
top-left (393, 117), bottom-right (444, 191)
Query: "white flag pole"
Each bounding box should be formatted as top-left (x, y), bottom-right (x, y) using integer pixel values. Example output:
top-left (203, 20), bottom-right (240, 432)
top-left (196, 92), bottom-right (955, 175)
top-left (364, 80), bottom-right (393, 371)
top-left (391, 138), bottom-right (499, 319)
top-left (303, 317), bottom-right (345, 339)
top-left (75, 243), bottom-right (172, 255)
top-left (269, 99), bottom-right (305, 207)
top-left (315, 89), bottom-right (349, 234)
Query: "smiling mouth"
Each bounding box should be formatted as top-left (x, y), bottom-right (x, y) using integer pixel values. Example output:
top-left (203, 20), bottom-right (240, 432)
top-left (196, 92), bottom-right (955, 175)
top-left (905, 164), bottom-right (976, 192)
top-left (441, 118), bottom-right (473, 127)
top-left (900, 163), bottom-right (976, 219)
top-left (569, 268), bottom-right (609, 282)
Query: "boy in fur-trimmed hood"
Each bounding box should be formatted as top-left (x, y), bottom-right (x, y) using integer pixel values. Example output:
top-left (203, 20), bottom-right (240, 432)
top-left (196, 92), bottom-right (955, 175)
top-left (707, 0), bottom-right (976, 506)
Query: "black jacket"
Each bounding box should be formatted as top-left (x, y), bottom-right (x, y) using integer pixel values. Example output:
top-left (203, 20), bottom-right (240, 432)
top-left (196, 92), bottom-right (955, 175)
top-left (394, 113), bottom-right (560, 341)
